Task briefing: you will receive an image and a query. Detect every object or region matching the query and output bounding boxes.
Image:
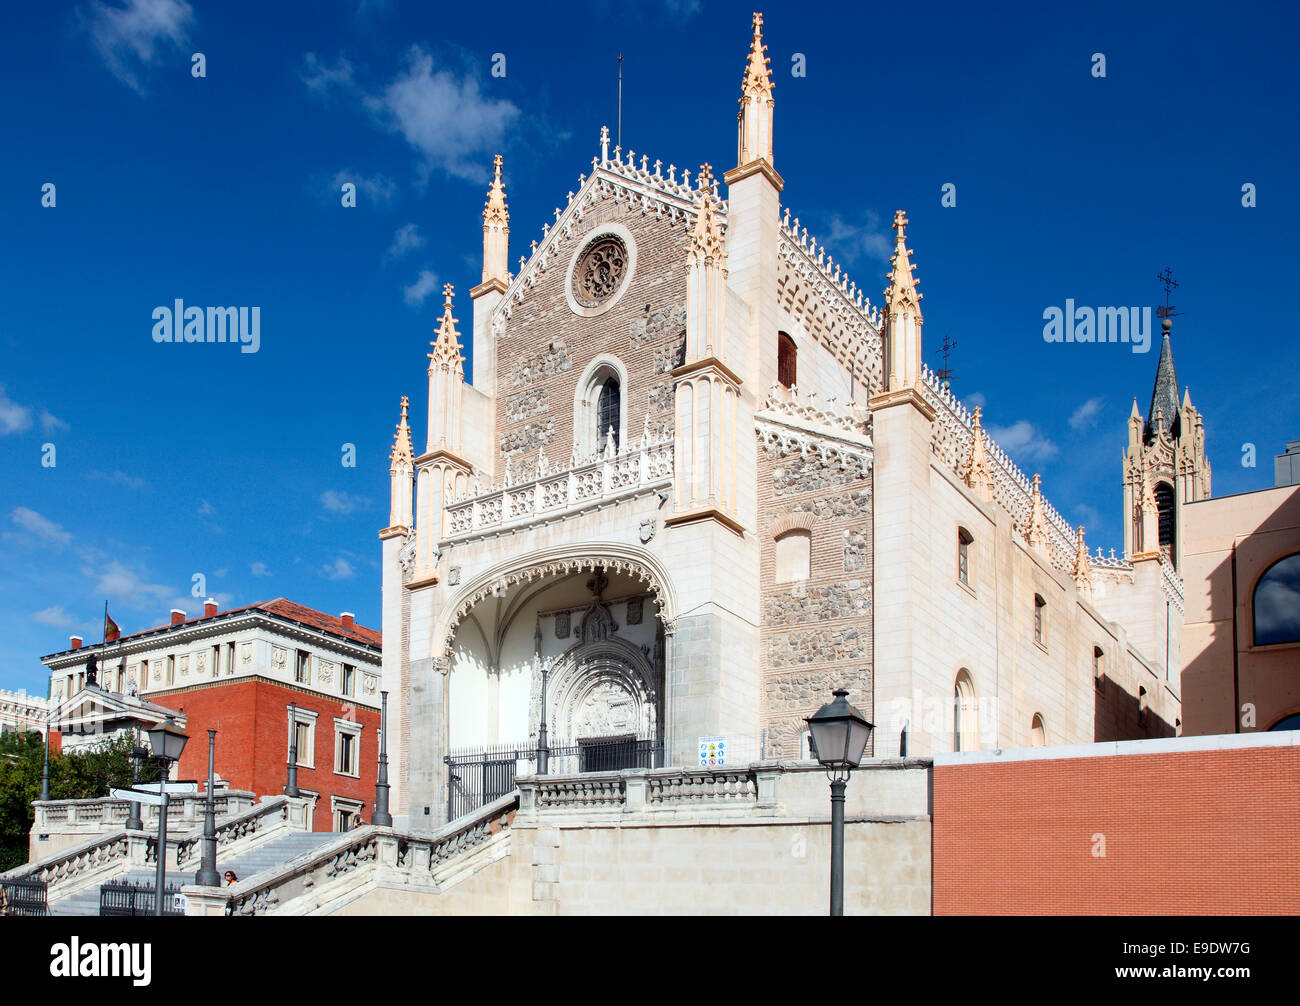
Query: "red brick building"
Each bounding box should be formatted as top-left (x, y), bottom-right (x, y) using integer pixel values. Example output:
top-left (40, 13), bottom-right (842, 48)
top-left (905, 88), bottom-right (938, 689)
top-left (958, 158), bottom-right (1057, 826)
top-left (41, 599), bottom-right (383, 832)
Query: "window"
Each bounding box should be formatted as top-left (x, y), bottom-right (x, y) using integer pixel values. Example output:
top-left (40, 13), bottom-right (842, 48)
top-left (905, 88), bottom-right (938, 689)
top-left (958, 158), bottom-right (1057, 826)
top-left (296, 650), bottom-right (311, 684)
top-left (335, 720), bottom-right (362, 777)
top-left (1254, 553), bottom-right (1300, 646)
top-left (288, 707), bottom-right (317, 768)
top-left (166, 654), bottom-right (175, 686)
top-left (211, 644), bottom-right (220, 678)
top-left (1138, 686), bottom-right (1149, 727)
top-left (226, 642), bottom-right (236, 676)
top-left (1093, 646), bottom-right (1105, 692)
top-left (777, 332), bottom-right (797, 388)
top-left (342, 664), bottom-right (355, 697)
top-left (331, 797), bottom-right (364, 832)
top-left (1155, 482), bottom-right (1176, 568)
top-left (957, 528), bottom-right (973, 587)
top-left (774, 529), bottom-right (812, 583)
top-left (1031, 713), bottom-right (1046, 746)
top-left (953, 670), bottom-right (978, 752)
top-left (1033, 595), bottom-right (1046, 646)
top-left (597, 376), bottom-right (620, 453)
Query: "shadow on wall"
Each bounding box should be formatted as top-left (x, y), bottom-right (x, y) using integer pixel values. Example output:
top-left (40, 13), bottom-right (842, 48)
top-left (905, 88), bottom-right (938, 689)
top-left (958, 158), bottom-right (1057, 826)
top-left (1094, 676), bottom-right (1176, 743)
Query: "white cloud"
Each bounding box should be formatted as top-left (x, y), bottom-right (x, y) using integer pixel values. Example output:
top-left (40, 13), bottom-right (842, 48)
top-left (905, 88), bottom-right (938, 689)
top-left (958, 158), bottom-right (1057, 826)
top-left (91, 561), bottom-right (174, 608)
top-left (197, 499), bottom-right (215, 517)
top-left (826, 210), bottom-right (893, 267)
top-left (321, 490), bottom-right (371, 515)
top-left (9, 507), bottom-right (72, 545)
top-left (39, 409), bottom-right (70, 434)
top-left (301, 52), bottom-right (355, 94)
top-left (331, 169), bottom-right (397, 206)
top-left (1069, 397), bottom-right (1105, 431)
top-left (964, 391), bottom-right (987, 411)
top-left (79, 0), bottom-right (194, 96)
top-left (987, 420), bottom-right (1058, 465)
top-left (403, 269), bottom-right (440, 307)
top-left (250, 561), bottom-right (273, 577)
top-left (31, 605), bottom-right (82, 629)
top-left (321, 556), bottom-right (356, 581)
top-left (386, 223), bottom-right (426, 261)
top-left (661, 0), bottom-right (702, 19)
top-left (0, 385), bottom-right (33, 434)
top-left (87, 469), bottom-right (148, 491)
top-left (1072, 503), bottom-right (1101, 529)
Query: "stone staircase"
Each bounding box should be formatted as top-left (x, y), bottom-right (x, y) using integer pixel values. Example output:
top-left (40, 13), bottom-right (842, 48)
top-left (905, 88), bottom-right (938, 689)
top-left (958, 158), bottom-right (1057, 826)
top-left (48, 831), bottom-right (342, 916)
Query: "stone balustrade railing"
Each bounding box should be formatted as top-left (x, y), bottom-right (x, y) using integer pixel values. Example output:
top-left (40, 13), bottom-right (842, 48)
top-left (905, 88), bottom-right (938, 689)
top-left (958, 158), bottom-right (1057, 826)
top-left (446, 437), bottom-right (673, 540)
top-left (34, 790), bottom-right (257, 834)
top-left (174, 795), bottom-right (306, 869)
top-left (205, 793), bottom-right (519, 917)
top-left (518, 765), bottom-right (768, 816)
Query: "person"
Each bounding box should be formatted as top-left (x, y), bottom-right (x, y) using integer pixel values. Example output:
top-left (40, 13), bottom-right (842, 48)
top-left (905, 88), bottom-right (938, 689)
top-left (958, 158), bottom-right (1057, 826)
top-left (353, 812), bottom-right (365, 829)
top-left (223, 870), bottom-right (237, 886)
top-left (0, 884), bottom-right (10, 917)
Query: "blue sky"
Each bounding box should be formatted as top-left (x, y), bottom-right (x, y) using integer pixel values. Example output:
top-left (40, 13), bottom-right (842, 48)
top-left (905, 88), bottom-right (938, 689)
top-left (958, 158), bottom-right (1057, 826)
top-left (1, 0), bottom-right (1296, 697)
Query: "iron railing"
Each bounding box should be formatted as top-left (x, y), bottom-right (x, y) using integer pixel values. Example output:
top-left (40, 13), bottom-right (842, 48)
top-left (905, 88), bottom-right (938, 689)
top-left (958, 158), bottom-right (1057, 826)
top-left (1, 877), bottom-right (48, 917)
top-left (445, 736), bottom-right (663, 821)
top-left (99, 880), bottom-right (186, 917)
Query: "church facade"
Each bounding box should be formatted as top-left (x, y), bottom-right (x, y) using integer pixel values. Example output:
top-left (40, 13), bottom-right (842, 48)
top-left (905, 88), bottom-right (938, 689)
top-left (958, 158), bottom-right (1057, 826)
top-left (379, 13), bottom-right (1186, 828)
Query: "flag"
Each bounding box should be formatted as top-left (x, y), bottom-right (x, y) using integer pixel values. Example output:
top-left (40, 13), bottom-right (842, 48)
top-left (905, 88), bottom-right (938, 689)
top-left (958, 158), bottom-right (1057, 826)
top-left (104, 609), bottom-right (120, 642)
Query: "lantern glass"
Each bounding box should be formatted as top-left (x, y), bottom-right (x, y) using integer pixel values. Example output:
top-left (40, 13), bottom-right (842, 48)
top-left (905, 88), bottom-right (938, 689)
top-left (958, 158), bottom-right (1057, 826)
top-left (806, 689), bottom-right (873, 770)
top-left (147, 722), bottom-right (189, 763)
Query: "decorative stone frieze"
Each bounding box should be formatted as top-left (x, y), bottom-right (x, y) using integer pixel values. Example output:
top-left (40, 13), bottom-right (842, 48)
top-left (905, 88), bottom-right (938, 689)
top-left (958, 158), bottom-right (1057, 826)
top-left (505, 387), bottom-right (549, 423)
top-left (510, 340), bottom-right (573, 389)
top-left (501, 418), bottom-right (555, 455)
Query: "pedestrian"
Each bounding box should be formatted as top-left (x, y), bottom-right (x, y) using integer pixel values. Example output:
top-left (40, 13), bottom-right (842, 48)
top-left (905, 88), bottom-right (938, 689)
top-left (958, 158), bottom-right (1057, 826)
top-left (223, 870), bottom-right (238, 886)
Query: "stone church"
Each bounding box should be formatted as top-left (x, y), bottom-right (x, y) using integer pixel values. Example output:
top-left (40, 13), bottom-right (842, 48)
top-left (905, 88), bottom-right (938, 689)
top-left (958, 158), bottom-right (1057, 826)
top-left (378, 13), bottom-right (1191, 828)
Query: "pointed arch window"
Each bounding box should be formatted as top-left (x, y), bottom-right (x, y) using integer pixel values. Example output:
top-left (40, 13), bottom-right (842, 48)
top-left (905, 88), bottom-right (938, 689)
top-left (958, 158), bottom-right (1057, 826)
top-left (954, 670), bottom-right (978, 752)
top-left (778, 332), bottom-right (797, 388)
top-left (1155, 482), bottom-right (1177, 567)
top-left (597, 376), bottom-right (621, 452)
top-left (1031, 713), bottom-right (1046, 746)
top-left (575, 356), bottom-right (628, 459)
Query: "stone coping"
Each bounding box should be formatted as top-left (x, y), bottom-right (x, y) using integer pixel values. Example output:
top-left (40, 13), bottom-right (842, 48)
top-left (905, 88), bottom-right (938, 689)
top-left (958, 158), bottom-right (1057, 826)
top-left (932, 729), bottom-right (1300, 767)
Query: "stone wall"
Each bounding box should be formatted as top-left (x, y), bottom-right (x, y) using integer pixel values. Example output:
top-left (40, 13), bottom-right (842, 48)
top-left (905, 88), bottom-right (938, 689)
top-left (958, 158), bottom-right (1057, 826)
top-left (757, 443), bottom-right (874, 758)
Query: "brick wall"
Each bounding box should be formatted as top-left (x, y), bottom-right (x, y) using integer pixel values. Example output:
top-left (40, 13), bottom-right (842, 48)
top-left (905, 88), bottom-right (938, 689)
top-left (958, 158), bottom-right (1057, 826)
top-left (756, 442), bottom-right (873, 758)
top-left (933, 741), bottom-right (1300, 914)
top-left (151, 679), bottom-right (380, 832)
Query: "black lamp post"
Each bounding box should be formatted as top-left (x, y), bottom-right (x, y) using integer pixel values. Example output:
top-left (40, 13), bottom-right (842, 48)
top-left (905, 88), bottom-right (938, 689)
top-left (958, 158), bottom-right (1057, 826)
top-left (146, 719), bottom-right (188, 916)
top-left (194, 729), bottom-right (220, 886)
top-left (537, 660), bottom-right (550, 775)
top-left (372, 692), bottom-right (392, 827)
top-left (39, 702), bottom-right (52, 803)
top-left (806, 688), bottom-right (873, 916)
top-left (285, 702), bottom-right (300, 798)
top-left (126, 724), bottom-right (145, 832)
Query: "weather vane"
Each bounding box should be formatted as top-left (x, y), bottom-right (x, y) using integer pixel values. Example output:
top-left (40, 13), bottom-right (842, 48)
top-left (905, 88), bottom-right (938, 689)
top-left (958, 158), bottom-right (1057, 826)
top-left (934, 332), bottom-right (957, 385)
top-left (1156, 267), bottom-right (1180, 320)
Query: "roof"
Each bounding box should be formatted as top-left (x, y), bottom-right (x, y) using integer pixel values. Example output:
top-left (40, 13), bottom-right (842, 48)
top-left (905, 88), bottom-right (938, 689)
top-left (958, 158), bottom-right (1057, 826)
top-left (43, 598), bottom-right (380, 662)
top-left (1144, 327), bottom-right (1181, 443)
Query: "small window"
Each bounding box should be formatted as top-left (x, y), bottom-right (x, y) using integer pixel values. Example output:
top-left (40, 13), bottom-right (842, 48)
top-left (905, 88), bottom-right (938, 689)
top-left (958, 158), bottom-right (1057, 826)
top-left (774, 529), bottom-right (812, 583)
top-left (1093, 646), bottom-right (1105, 692)
top-left (332, 797), bottom-right (364, 832)
top-left (211, 644), bottom-right (221, 677)
top-left (342, 664), bottom-right (355, 697)
top-left (957, 528), bottom-right (973, 586)
top-left (1138, 686), bottom-right (1149, 726)
top-left (335, 725), bottom-right (360, 777)
top-left (953, 670), bottom-right (977, 752)
top-left (226, 642), bottom-right (236, 676)
top-left (296, 650), bottom-right (311, 684)
top-left (293, 721), bottom-right (313, 767)
top-left (597, 376), bottom-right (620, 453)
top-left (1031, 713), bottom-right (1046, 746)
top-left (778, 332), bottom-right (797, 388)
top-left (166, 655), bottom-right (175, 686)
top-left (1033, 595), bottom-right (1046, 646)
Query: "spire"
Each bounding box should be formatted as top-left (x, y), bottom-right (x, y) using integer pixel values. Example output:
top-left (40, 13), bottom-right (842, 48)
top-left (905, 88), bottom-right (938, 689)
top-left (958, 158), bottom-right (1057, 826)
top-left (884, 210), bottom-right (922, 318)
top-left (736, 11), bottom-right (774, 168)
top-left (1073, 526), bottom-right (1093, 599)
top-left (1026, 473), bottom-right (1050, 553)
top-left (389, 396), bottom-right (413, 472)
top-left (689, 164), bottom-right (727, 266)
top-left (961, 406), bottom-right (994, 502)
top-left (480, 154), bottom-right (510, 289)
top-left (1144, 318), bottom-right (1180, 443)
top-left (429, 285), bottom-right (464, 375)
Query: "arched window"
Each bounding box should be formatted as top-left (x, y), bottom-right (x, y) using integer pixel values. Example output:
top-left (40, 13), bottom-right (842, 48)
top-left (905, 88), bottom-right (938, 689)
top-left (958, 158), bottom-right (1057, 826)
top-left (1155, 481), bottom-right (1177, 568)
top-left (774, 529), bottom-right (811, 583)
top-left (1269, 712), bottom-right (1300, 731)
top-left (1093, 646), bottom-right (1105, 692)
top-left (1254, 553), bottom-right (1300, 646)
top-left (597, 376), bottom-right (620, 452)
top-left (1138, 686), bottom-right (1149, 726)
top-left (1033, 594), bottom-right (1046, 646)
top-left (1030, 713), bottom-right (1046, 746)
top-left (953, 670), bottom-right (978, 752)
top-left (957, 527), bottom-right (973, 586)
top-left (778, 332), bottom-right (797, 388)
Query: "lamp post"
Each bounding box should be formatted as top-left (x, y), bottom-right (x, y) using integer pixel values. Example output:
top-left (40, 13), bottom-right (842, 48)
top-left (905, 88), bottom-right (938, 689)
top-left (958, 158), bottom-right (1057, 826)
top-left (537, 660), bottom-right (550, 775)
top-left (146, 719), bottom-right (189, 917)
top-left (285, 701), bottom-right (300, 798)
top-left (126, 724), bottom-right (145, 832)
top-left (194, 729), bottom-right (220, 886)
top-left (39, 701), bottom-right (52, 803)
top-left (372, 692), bottom-right (392, 827)
top-left (805, 689), bottom-right (873, 916)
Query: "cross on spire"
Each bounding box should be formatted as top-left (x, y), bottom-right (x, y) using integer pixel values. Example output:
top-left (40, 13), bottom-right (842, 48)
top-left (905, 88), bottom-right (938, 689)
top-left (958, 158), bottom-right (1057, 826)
top-left (934, 332), bottom-right (957, 385)
top-left (1156, 266), bottom-right (1180, 320)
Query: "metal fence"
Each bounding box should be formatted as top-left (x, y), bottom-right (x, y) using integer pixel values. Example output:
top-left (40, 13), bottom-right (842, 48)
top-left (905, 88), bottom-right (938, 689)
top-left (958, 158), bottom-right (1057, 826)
top-left (1, 877), bottom-right (48, 917)
top-left (99, 880), bottom-right (186, 917)
top-left (445, 736), bottom-right (664, 821)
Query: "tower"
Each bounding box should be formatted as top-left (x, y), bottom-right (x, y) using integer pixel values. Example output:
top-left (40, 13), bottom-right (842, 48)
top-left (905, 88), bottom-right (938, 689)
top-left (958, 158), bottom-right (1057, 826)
top-left (1122, 317), bottom-right (1211, 571)
top-left (470, 154), bottom-right (509, 399)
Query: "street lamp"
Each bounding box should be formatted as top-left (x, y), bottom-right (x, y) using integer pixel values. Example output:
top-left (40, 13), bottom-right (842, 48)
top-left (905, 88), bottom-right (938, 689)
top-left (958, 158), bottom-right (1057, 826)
top-left (372, 692), bottom-right (392, 827)
top-left (126, 724), bottom-right (145, 832)
top-left (194, 729), bottom-right (220, 886)
top-left (146, 719), bottom-right (188, 917)
top-left (805, 688), bottom-right (873, 916)
top-left (285, 702), bottom-right (301, 798)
